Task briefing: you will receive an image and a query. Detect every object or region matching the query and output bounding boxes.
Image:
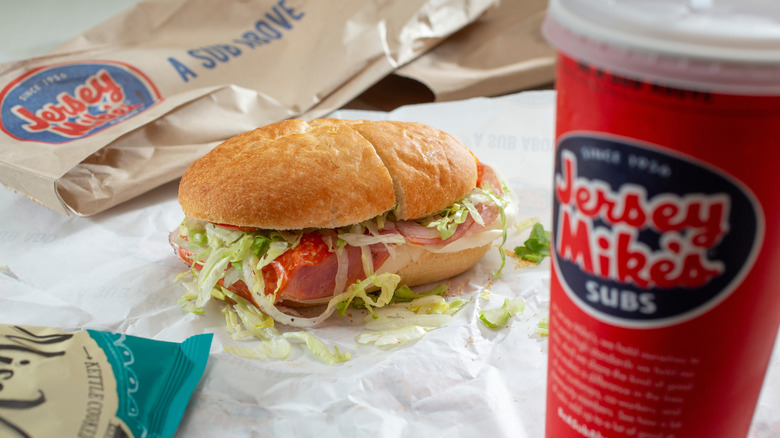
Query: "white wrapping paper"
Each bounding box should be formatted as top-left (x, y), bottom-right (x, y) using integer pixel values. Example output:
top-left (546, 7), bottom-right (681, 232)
top-left (0, 90), bottom-right (777, 437)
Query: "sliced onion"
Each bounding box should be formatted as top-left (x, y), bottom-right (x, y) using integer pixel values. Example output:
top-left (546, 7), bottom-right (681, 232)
top-left (333, 244), bottom-right (349, 295)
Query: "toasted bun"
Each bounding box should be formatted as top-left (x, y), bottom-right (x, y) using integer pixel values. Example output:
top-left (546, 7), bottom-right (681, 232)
top-left (178, 119), bottom-right (478, 229)
top-left (393, 244), bottom-right (492, 287)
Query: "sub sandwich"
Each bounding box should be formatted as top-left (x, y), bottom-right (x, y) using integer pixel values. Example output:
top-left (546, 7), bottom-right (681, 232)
top-left (170, 118), bottom-right (514, 327)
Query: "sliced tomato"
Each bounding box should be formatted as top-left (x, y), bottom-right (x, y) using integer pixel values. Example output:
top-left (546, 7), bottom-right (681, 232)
top-left (475, 161), bottom-right (503, 195)
top-left (176, 238), bottom-right (205, 269)
top-left (476, 160), bottom-right (486, 188)
top-left (178, 246), bottom-right (195, 265)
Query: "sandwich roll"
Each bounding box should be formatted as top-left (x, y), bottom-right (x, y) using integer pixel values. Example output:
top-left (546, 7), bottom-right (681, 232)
top-left (170, 118), bottom-right (515, 327)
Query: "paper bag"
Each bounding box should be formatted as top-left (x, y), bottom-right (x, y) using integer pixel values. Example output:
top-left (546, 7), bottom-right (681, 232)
top-left (0, 0), bottom-right (496, 216)
top-left (347, 0), bottom-right (556, 110)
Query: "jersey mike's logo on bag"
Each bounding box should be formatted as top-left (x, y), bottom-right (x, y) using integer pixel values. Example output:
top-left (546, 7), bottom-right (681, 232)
top-left (0, 61), bottom-right (161, 143)
top-left (552, 133), bottom-right (763, 328)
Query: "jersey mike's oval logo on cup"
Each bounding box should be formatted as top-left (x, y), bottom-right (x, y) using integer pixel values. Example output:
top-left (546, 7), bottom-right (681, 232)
top-left (0, 61), bottom-right (161, 143)
top-left (552, 133), bottom-right (763, 328)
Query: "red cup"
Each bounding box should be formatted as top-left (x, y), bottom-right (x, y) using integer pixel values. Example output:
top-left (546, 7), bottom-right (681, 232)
top-left (543, 1), bottom-right (780, 436)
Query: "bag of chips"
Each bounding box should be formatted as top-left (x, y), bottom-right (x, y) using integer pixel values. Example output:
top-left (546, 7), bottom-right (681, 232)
top-left (0, 324), bottom-right (212, 438)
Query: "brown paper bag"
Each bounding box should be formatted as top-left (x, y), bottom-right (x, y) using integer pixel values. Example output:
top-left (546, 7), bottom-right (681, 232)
top-left (347, 0), bottom-right (555, 110)
top-left (0, 0), bottom-right (496, 216)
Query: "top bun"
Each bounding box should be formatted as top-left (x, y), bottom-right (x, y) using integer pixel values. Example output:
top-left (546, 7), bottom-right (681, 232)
top-left (178, 119), bottom-right (478, 229)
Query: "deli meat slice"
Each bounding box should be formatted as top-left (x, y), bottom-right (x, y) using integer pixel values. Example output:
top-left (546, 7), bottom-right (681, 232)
top-left (394, 201), bottom-right (499, 247)
top-left (477, 161), bottom-right (504, 196)
top-left (280, 242), bottom-right (390, 302)
top-left (395, 162), bottom-right (503, 247)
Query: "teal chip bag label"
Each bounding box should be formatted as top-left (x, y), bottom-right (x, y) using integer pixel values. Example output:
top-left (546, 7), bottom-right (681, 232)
top-left (0, 325), bottom-right (212, 438)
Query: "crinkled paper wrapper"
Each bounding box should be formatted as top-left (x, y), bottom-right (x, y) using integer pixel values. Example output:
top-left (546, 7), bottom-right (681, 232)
top-left (1, 91), bottom-right (778, 437)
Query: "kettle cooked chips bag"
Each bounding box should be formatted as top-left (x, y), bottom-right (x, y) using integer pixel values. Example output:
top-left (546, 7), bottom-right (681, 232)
top-left (0, 324), bottom-right (212, 438)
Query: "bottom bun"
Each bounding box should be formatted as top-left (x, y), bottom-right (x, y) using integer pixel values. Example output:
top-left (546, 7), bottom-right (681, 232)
top-left (394, 244), bottom-right (491, 287)
top-left (279, 244), bottom-right (491, 307)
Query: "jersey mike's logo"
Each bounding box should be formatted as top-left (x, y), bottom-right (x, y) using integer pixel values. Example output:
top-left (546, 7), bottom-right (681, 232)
top-left (0, 61), bottom-right (161, 143)
top-left (553, 133), bottom-right (763, 328)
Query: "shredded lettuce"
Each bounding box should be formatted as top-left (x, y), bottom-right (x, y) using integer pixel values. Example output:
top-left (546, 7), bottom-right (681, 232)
top-left (421, 197), bottom-right (481, 240)
top-left (478, 297), bottom-right (526, 328)
top-left (242, 254), bottom-right (259, 292)
top-left (356, 292), bottom-right (471, 347)
top-left (221, 288), bottom-right (291, 359)
top-left (335, 273), bottom-right (401, 317)
top-left (355, 326), bottom-right (429, 346)
top-left (187, 232), bottom-right (206, 247)
top-left (250, 235), bottom-right (271, 257)
top-left (394, 284), bottom-right (447, 302)
top-left (476, 187), bottom-right (509, 278)
top-left (223, 264), bottom-right (242, 288)
top-left (175, 271), bottom-right (206, 314)
top-left (535, 316), bottom-right (549, 337)
top-left (346, 283), bottom-right (448, 310)
top-left (223, 344), bottom-right (278, 360)
top-left (407, 295), bottom-right (450, 314)
top-left (180, 217), bottom-right (207, 236)
top-left (176, 290), bottom-right (204, 315)
top-left (196, 248), bottom-right (232, 306)
top-left (205, 223), bottom-right (243, 248)
top-left (444, 298), bottom-right (471, 316)
top-left (282, 331), bottom-right (351, 365)
top-left (364, 311), bottom-right (452, 330)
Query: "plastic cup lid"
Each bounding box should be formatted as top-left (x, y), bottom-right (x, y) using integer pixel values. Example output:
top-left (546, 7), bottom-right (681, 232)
top-left (546, 0), bottom-right (780, 64)
top-left (544, 0), bottom-right (780, 94)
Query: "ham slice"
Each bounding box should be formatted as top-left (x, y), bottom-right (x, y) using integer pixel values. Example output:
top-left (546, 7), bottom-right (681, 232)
top-left (395, 201), bottom-right (499, 246)
top-left (281, 242), bottom-right (390, 302)
top-left (395, 162), bottom-right (502, 247)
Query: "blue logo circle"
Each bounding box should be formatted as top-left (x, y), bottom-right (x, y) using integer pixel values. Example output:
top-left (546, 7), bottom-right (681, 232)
top-left (1, 61), bottom-right (161, 143)
top-left (552, 133), bottom-right (763, 328)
